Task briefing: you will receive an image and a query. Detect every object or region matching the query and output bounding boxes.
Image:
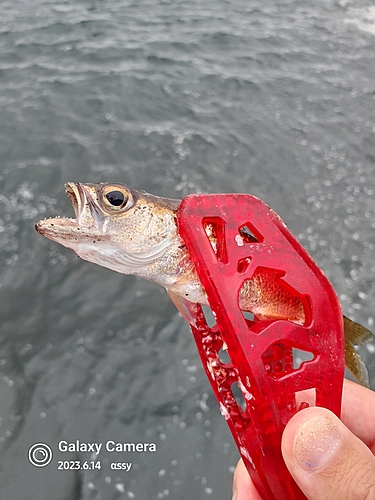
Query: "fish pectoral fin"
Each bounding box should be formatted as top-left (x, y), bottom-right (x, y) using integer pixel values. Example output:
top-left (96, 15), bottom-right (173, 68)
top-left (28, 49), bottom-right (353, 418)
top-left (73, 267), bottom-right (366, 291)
top-left (167, 289), bottom-right (199, 328)
top-left (343, 316), bottom-right (373, 389)
top-left (344, 338), bottom-right (371, 389)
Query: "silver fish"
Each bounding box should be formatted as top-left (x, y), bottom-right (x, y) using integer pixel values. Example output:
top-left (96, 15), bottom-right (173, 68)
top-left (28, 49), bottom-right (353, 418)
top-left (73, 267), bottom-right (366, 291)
top-left (35, 182), bottom-right (373, 387)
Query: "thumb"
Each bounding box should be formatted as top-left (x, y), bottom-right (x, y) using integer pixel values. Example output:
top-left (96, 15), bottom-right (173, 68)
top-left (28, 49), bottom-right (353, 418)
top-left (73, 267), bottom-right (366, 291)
top-left (281, 406), bottom-right (375, 500)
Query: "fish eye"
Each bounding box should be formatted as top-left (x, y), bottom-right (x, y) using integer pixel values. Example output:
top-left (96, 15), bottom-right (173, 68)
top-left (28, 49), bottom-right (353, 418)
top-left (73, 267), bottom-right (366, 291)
top-left (106, 190), bottom-right (126, 207)
top-left (102, 186), bottom-right (132, 212)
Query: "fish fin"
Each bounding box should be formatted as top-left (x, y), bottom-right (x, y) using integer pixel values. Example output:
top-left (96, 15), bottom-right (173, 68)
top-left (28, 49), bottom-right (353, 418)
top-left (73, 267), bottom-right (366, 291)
top-left (167, 289), bottom-right (199, 328)
top-left (344, 338), bottom-right (371, 389)
top-left (343, 316), bottom-right (374, 344)
top-left (343, 316), bottom-right (373, 389)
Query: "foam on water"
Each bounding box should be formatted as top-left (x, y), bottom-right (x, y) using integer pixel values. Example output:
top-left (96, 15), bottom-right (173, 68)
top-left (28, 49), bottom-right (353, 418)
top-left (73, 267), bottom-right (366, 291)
top-left (345, 6), bottom-right (375, 36)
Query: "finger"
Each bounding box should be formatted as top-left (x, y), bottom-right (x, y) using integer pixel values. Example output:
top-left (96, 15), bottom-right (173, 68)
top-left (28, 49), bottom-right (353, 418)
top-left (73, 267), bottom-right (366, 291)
top-left (341, 379), bottom-right (375, 452)
top-left (232, 459), bottom-right (263, 500)
top-left (281, 406), bottom-right (375, 500)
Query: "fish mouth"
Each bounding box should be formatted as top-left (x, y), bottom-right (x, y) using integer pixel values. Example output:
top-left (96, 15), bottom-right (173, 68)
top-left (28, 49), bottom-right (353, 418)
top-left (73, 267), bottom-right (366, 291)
top-left (35, 182), bottom-right (86, 239)
top-left (65, 182), bottom-right (84, 220)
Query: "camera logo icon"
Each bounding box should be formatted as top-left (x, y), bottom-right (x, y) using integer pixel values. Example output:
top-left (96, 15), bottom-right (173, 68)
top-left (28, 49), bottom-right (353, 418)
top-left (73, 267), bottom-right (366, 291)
top-left (28, 443), bottom-right (53, 467)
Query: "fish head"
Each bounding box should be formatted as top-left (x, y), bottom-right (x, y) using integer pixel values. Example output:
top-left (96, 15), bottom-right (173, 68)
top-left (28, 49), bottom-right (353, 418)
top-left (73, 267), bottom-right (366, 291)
top-left (35, 182), bottom-right (182, 280)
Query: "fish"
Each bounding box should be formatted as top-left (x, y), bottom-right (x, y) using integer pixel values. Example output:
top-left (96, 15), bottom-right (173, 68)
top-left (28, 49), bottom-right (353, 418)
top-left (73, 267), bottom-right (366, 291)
top-left (35, 182), bottom-right (373, 388)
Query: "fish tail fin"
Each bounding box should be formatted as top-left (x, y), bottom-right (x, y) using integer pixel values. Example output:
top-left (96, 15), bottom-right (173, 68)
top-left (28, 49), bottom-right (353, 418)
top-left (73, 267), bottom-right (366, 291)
top-left (343, 316), bottom-right (373, 389)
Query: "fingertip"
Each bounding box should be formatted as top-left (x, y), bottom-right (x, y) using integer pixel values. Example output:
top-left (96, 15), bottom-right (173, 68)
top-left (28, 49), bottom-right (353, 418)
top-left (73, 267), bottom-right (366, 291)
top-left (282, 406), bottom-right (375, 499)
top-left (232, 459), bottom-right (263, 500)
top-left (281, 406), bottom-right (341, 472)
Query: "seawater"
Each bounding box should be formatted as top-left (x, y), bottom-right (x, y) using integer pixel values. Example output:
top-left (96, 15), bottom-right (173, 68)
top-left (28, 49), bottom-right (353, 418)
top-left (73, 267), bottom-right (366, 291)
top-left (1, 0), bottom-right (375, 499)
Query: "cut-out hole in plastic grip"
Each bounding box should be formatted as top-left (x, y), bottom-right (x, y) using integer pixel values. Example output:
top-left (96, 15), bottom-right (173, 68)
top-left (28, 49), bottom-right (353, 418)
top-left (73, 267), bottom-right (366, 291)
top-left (177, 194), bottom-right (344, 500)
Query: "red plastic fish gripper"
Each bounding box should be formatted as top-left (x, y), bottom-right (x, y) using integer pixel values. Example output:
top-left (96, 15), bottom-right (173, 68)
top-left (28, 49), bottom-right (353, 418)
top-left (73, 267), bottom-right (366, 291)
top-left (177, 194), bottom-right (345, 500)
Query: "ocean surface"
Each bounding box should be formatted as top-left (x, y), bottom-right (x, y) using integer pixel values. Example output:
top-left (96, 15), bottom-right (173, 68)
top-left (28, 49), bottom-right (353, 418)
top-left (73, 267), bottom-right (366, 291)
top-left (1, 0), bottom-right (375, 499)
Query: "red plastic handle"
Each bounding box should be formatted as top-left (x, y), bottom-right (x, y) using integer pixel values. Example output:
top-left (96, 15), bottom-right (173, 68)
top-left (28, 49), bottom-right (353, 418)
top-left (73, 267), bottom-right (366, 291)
top-left (177, 194), bottom-right (344, 500)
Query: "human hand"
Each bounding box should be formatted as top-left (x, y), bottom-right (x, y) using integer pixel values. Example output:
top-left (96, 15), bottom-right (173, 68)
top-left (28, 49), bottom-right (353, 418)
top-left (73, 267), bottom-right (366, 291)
top-left (232, 379), bottom-right (375, 500)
